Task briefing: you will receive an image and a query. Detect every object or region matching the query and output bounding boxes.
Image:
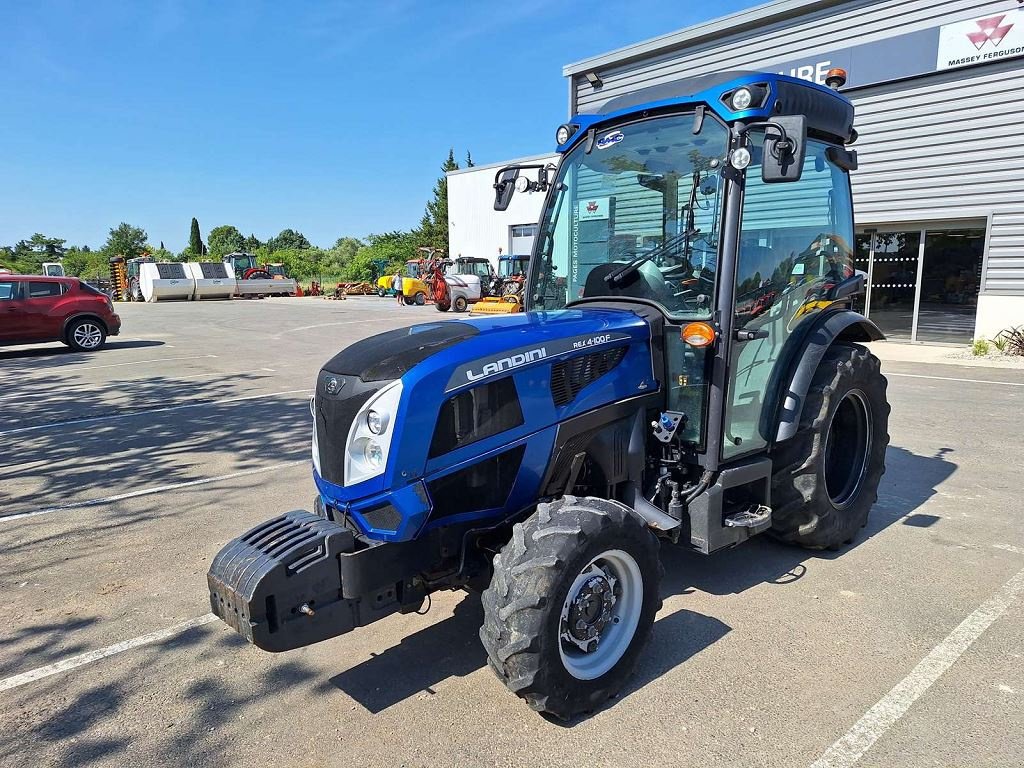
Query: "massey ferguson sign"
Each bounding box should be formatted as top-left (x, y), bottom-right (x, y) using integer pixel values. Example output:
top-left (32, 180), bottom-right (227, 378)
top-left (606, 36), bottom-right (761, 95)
top-left (937, 11), bottom-right (1024, 70)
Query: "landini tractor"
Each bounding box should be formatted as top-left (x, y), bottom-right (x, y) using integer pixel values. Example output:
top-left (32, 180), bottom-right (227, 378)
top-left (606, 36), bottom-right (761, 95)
top-left (209, 69), bottom-right (890, 719)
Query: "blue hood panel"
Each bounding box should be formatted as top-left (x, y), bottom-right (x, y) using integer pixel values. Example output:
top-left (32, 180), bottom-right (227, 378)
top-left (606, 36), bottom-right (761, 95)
top-left (315, 308), bottom-right (658, 541)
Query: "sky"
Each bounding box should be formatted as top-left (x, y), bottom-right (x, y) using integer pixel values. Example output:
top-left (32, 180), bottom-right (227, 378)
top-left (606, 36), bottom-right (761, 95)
top-left (0, 0), bottom-right (757, 251)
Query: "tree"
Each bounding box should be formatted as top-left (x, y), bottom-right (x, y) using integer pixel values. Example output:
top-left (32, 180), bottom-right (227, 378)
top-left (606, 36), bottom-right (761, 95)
top-left (207, 225), bottom-right (246, 258)
top-left (324, 236), bottom-right (363, 275)
top-left (242, 233), bottom-right (262, 253)
top-left (189, 217), bottom-right (206, 256)
top-left (466, 150), bottom-right (475, 168)
top-left (104, 223), bottom-right (148, 260)
top-left (417, 148), bottom-right (459, 254)
top-left (343, 231), bottom-right (417, 281)
top-left (266, 228), bottom-right (312, 251)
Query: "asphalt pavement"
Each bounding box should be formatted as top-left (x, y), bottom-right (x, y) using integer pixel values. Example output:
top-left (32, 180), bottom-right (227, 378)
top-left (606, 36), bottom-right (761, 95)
top-left (1, 296), bottom-right (1021, 767)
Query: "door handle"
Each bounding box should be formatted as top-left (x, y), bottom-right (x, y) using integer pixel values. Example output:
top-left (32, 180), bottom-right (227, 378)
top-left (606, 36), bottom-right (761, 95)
top-left (734, 328), bottom-right (769, 341)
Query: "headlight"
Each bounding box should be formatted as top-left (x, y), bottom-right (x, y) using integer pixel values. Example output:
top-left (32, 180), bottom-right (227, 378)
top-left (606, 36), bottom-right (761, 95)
top-left (731, 87), bottom-right (753, 110)
top-left (367, 409), bottom-right (386, 435)
top-left (364, 439), bottom-right (384, 467)
top-left (556, 123), bottom-right (573, 145)
top-left (730, 146), bottom-right (752, 170)
top-left (344, 379), bottom-right (403, 486)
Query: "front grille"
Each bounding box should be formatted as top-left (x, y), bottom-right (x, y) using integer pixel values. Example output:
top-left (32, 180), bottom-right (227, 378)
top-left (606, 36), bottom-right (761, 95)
top-left (315, 387), bottom-right (377, 486)
top-left (427, 445), bottom-right (525, 521)
top-left (429, 376), bottom-right (523, 458)
top-left (360, 502), bottom-right (403, 532)
top-left (550, 347), bottom-right (627, 407)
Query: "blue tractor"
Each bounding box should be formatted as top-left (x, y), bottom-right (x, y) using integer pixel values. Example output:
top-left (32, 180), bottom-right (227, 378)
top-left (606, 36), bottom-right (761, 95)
top-left (209, 69), bottom-right (889, 719)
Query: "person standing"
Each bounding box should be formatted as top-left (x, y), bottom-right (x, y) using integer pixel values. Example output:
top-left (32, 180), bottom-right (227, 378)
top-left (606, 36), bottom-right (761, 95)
top-left (393, 271), bottom-right (404, 306)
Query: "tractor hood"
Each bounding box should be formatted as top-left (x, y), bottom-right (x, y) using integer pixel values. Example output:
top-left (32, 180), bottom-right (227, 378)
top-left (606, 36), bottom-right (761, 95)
top-left (313, 308), bottom-right (657, 540)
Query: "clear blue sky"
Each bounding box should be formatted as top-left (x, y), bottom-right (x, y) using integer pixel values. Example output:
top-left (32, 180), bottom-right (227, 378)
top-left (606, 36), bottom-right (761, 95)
top-left (0, 0), bottom-right (756, 251)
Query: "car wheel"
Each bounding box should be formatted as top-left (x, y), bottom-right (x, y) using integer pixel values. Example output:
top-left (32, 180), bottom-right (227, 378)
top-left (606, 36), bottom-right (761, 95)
top-left (66, 318), bottom-right (107, 352)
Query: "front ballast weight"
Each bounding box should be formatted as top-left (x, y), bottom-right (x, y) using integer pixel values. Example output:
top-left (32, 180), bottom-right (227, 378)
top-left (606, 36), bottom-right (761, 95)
top-left (208, 511), bottom-right (428, 652)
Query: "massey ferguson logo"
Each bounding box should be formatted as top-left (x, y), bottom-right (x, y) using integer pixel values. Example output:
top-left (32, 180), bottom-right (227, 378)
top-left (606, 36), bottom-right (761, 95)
top-left (967, 14), bottom-right (1014, 49)
top-left (586, 201), bottom-right (599, 213)
top-left (465, 347), bottom-right (547, 382)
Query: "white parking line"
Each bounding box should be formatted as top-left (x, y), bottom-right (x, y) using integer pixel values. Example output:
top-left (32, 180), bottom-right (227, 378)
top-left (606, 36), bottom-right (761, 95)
top-left (45, 354), bottom-right (217, 372)
top-left (0, 613), bottom-right (219, 693)
top-left (887, 372), bottom-right (1024, 387)
top-left (0, 459), bottom-right (306, 522)
top-left (994, 543), bottom-right (1024, 556)
top-left (275, 316), bottom-right (397, 337)
top-left (0, 388), bottom-right (312, 437)
top-left (809, 563), bottom-right (1024, 768)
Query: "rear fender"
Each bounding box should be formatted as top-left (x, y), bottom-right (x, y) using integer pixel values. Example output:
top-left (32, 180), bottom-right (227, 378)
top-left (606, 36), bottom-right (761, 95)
top-left (767, 308), bottom-right (884, 445)
top-left (61, 312), bottom-right (109, 340)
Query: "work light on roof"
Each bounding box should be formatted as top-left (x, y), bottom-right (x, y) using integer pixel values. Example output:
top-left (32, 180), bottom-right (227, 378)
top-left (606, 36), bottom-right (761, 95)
top-left (556, 123), bottom-right (577, 145)
top-left (731, 87), bottom-right (753, 110)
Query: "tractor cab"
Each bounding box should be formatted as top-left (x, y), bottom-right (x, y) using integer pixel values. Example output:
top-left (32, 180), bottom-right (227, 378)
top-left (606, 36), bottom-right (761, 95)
top-left (498, 254), bottom-right (529, 279)
top-left (224, 252), bottom-right (258, 278)
top-left (451, 256), bottom-right (494, 281)
top-left (42, 262), bottom-right (65, 277)
top-left (267, 263), bottom-right (288, 279)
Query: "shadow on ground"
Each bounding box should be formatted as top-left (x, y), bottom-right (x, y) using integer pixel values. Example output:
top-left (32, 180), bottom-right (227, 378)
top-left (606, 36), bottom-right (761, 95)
top-left (0, 368), bottom-right (308, 515)
top-left (0, 339), bottom-right (165, 362)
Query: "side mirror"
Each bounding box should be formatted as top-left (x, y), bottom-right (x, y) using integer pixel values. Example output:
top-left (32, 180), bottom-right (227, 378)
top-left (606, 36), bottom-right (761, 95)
top-left (762, 115), bottom-right (807, 183)
top-left (494, 169), bottom-right (519, 211)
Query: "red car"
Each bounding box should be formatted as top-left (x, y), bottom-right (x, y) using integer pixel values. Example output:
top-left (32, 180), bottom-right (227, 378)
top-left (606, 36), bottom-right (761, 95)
top-left (0, 275), bottom-right (121, 352)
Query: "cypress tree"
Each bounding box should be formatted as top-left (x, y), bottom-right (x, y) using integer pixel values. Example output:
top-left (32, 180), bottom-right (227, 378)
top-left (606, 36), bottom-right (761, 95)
top-left (189, 218), bottom-right (205, 256)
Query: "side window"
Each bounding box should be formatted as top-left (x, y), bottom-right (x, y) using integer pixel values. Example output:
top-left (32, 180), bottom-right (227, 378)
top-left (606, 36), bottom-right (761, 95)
top-left (723, 138), bottom-right (855, 460)
top-left (28, 281), bottom-right (63, 298)
top-left (0, 281), bottom-right (18, 300)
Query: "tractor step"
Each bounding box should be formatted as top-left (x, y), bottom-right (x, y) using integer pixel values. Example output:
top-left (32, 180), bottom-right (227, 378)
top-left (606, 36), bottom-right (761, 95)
top-left (724, 504), bottom-right (772, 532)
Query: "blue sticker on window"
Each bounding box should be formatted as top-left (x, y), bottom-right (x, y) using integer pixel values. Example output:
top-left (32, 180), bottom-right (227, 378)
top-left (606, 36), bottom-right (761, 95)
top-left (595, 130), bottom-right (624, 150)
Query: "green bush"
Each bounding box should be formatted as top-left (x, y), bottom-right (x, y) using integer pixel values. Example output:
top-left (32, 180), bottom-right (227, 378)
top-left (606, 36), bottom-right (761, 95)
top-left (971, 338), bottom-right (990, 356)
top-left (995, 327), bottom-right (1024, 356)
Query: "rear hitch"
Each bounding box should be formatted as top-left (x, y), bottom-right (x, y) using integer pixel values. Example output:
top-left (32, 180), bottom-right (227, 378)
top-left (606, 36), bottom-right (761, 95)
top-left (208, 510), bottom-right (425, 652)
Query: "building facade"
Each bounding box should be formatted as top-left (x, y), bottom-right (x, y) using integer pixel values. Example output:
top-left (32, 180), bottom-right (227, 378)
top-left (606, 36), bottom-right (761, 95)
top-left (449, 0), bottom-right (1024, 341)
top-left (447, 154), bottom-right (558, 270)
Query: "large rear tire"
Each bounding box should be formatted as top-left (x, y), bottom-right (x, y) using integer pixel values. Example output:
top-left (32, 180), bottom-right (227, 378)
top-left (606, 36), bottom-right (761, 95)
top-left (770, 343), bottom-right (889, 549)
top-left (480, 496), bottom-right (662, 720)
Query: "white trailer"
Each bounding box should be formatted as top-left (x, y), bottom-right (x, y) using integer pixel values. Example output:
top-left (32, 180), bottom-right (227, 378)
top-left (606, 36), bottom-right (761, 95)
top-left (186, 262), bottom-right (235, 300)
top-left (140, 262), bottom-right (195, 302)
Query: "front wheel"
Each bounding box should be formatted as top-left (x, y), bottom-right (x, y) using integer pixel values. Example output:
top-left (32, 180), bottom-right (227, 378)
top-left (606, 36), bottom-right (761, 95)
top-left (481, 496), bottom-right (662, 720)
top-left (453, 295), bottom-right (468, 313)
top-left (377, 287), bottom-right (386, 298)
top-left (414, 291), bottom-right (426, 306)
top-left (770, 343), bottom-right (890, 549)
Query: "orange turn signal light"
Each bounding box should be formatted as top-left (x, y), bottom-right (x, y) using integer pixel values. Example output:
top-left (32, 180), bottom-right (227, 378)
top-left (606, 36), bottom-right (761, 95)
top-left (681, 322), bottom-right (716, 347)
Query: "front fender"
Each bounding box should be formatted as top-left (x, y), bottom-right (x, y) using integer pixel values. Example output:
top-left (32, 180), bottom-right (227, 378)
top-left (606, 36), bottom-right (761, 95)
top-left (767, 308), bottom-right (884, 444)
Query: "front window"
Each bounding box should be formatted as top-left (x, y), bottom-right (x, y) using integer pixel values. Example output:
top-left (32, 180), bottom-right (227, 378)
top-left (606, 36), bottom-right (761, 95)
top-left (405, 262), bottom-right (419, 278)
top-left (529, 112), bottom-right (730, 317)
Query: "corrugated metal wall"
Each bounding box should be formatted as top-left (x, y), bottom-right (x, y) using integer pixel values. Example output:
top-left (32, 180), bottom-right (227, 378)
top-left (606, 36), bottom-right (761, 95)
top-left (569, 0), bottom-right (1024, 294)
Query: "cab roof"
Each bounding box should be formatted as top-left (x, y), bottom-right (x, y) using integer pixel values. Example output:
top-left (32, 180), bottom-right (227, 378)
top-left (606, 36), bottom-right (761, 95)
top-left (558, 70), bottom-right (854, 151)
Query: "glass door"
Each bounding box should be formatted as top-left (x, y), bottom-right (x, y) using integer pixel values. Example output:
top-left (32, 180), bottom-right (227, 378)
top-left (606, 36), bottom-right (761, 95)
top-left (866, 231), bottom-right (921, 340)
top-left (916, 229), bottom-right (985, 343)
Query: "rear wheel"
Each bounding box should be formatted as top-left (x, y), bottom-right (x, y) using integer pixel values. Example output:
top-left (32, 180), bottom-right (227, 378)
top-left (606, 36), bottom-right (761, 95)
top-left (770, 343), bottom-right (889, 549)
top-left (414, 291), bottom-right (426, 306)
top-left (453, 295), bottom-right (468, 313)
top-left (65, 318), bottom-right (107, 352)
top-left (377, 288), bottom-right (386, 298)
top-left (481, 496), bottom-right (662, 720)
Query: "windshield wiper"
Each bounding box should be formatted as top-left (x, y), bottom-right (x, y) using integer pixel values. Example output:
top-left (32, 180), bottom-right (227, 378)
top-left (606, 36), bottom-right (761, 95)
top-left (604, 227), bottom-right (700, 286)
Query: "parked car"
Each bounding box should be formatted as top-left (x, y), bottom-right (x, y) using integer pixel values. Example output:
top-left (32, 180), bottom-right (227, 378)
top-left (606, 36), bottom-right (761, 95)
top-left (0, 275), bottom-right (121, 351)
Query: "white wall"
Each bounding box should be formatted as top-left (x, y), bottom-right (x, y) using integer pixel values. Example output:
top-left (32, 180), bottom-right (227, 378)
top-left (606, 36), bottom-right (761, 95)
top-left (447, 154), bottom-right (559, 269)
top-left (975, 294), bottom-right (1024, 340)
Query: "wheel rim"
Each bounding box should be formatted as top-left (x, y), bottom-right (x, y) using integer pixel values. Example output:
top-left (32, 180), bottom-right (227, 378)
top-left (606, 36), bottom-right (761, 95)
top-left (558, 549), bottom-right (643, 681)
top-left (823, 388), bottom-right (872, 508)
top-left (73, 323), bottom-right (103, 349)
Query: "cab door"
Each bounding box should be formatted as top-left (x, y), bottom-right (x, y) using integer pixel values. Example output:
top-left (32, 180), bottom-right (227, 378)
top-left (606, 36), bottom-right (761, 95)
top-left (723, 138), bottom-right (855, 460)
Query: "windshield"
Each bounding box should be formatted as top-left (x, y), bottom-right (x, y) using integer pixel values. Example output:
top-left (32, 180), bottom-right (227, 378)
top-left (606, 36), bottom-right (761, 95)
top-left (501, 257), bottom-right (529, 278)
top-left (529, 112), bottom-right (730, 317)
